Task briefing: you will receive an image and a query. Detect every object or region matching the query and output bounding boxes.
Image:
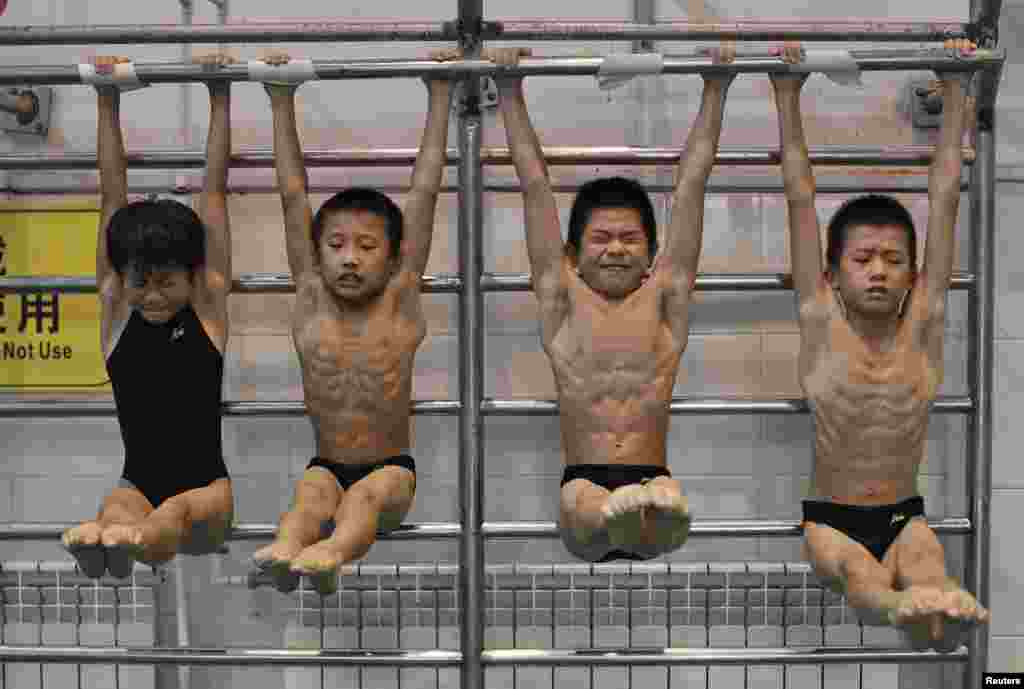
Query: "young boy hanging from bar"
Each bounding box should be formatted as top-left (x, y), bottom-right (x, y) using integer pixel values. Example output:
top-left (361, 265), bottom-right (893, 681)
top-left (771, 40), bottom-right (989, 650)
top-left (62, 52), bottom-right (236, 577)
top-left (485, 44), bottom-right (735, 562)
top-left (251, 50), bottom-right (456, 595)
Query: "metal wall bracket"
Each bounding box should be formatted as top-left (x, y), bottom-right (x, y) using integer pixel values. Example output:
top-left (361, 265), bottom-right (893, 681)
top-left (0, 86), bottom-right (52, 137)
top-left (908, 78), bottom-right (943, 129)
top-left (454, 76), bottom-right (499, 115)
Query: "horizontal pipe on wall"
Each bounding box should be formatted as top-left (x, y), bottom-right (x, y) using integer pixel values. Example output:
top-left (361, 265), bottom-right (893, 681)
top-left (0, 146), bottom-right (978, 170)
top-left (0, 646), bottom-right (462, 667)
top-left (0, 396), bottom-right (973, 418)
top-left (0, 50), bottom-right (1002, 86)
top-left (0, 272), bottom-right (976, 295)
top-left (481, 517), bottom-right (972, 538)
top-left (494, 19), bottom-right (972, 43)
top-left (0, 182), bottom-right (963, 196)
top-left (0, 644), bottom-right (965, 666)
top-left (0, 19), bottom-right (970, 46)
top-left (481, 646), bottom-right (968, 667)
top-left (0, 517), bottom-right (971, 542)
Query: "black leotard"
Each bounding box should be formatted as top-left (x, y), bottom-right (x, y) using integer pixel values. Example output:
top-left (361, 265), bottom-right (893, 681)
top-left (107, 304), bottom-right (229, 508)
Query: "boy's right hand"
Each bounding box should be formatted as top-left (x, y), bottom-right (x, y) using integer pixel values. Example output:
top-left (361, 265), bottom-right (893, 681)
top-left (92, 55), bottom-right (130, 96)
top-left (769, 42), bottom-right (809, 93)
top-left (482, 47), bottom-right (532, 86)
top-left (261, 51), bottom-right (299, 99)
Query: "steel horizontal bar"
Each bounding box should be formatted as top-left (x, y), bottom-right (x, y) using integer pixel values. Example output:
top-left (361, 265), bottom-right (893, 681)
top-left (0, 399), bottom-right (459, 417)
top-left (0, 145), bottom-right (977, 170)
top-left (0, 272), bottom-right (976, 295)
top-left (0, 645), bottom-right (965, 666)
top-left (0, 646), bottom-right (461, 667)
top-left (483, 396), bottom-right (972, 415)
top-left (0, 395), bottom-right (972, 418)
top-left (0, 50), bottom-right (1002, 86)
top-left (482, 517), bottom-right (971, 538)
top-left (482, 646), bottom-right (967, 667)
top-left (0, 521), bottom-right (461, 541)
top-left (0, 517), bottom-right (971, 542)
top-left (0, 182), bottom-right (961, 196)
top-left (0, 19), bottom-right (970, 46)
top-left (495, 19), bottom-right (970, 43)
top-left (0, 21), bottom-right (457, 46)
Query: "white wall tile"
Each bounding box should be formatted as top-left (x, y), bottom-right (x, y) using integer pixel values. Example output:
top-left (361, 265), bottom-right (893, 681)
top-left (0, 418), bottom-right (121, 475)
top-left (989, 636), bottom-right (1024, 672)
top-left (12, 476), bottom-right (112, 522)
top-left (994, 341), bottom-right (1024, 487)
top-left (996, 186), bottom-right (1024, 338)
top-left (990, 489), bottom-right (1024, 636)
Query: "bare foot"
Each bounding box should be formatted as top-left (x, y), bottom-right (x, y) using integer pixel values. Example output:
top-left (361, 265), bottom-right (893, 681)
top-left (602, 484), bottom-right (653, 549)
top-left (252, 540), bottom-right (304, 593)
top-left (645, 479), bottom-right (692, 551)
top-left (101, 524), bottom-right (145, 579)
top-left (930, 588), bottom-right (989, 653)
top-left (62, 522), bottom-right (106, 578)
top-left (290, 542), bottom-right (344, 596)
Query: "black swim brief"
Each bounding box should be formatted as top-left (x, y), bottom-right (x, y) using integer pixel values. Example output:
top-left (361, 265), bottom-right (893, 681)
top-left (307, 455), bottom-right (417, 491)
top-left (802, 496), bottom-right (925, 562)
top-left (561, 463), bottom-right (671, 490)
top-left (562, 463), bottom-right (673, 563)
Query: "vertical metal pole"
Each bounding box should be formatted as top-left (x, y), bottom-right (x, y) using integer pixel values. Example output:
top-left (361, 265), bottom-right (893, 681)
top-left (457, 0), bottom-right (485, 682)
top-left (965, 118), bottom-right (995, 688)
top-left (966, 82), bottom-right (997, 689)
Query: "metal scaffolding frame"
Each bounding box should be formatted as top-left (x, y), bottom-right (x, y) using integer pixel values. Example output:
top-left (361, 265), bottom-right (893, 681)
top-left (0, 5), bottom-right (1004, 688)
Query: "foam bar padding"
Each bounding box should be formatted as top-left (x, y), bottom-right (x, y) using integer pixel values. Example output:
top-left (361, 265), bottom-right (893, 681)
top-left (246, 59), bottom-right (316, 85)
top-left (596, 53), bottom-right (664, 90)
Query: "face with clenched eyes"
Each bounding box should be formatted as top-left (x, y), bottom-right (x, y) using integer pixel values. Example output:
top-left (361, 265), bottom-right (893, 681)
top-left (571, 207), bottom-right (652, 300)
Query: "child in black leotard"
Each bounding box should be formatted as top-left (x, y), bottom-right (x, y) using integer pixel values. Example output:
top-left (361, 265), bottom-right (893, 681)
top-left (62, 54), bottom-right (235, 578)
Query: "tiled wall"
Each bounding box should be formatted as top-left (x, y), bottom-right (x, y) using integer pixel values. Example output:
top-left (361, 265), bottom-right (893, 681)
top-left (2, 0), bottom-right (1023, 686)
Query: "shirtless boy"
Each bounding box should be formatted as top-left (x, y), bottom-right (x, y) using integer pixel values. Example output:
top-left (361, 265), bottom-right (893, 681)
top-left (772, 42), bottom-right (989, 649)
top-left (62, 53), bottom-right (235, 577)
top-left (488, 47), bottom-right (734, 561)
top-left (252, 51), bottom-right (455, 594)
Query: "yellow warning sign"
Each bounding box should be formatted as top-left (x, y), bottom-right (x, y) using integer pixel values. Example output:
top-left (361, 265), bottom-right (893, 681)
top-left (0, 199), bottom-right (110, 388)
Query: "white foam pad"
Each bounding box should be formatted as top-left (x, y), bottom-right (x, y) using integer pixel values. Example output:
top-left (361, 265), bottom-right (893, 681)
top-left (597, 52), bottom-right (665, 91)
top-left (78, 62), bottom-right (146, 91)
top-left (790, 49), bottom-right (862, 87)
top-left (247, 59), bottom-right (316, 85)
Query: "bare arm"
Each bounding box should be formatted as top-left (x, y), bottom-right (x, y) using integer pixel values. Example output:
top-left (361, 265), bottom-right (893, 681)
top-left (95, 84), bottom-right (127, 295)
top-left (659, 54), bottom-right (734, 296)
top-left (489, 49), bottom-right (566, 298)
top-left (401, 52), bottom-right (456, 277)
top-left (267, 81), bottom-right (316, 279)
top-left (195, 54), bottom-right (233, 302)
top-left (919, 74), bottom-right (969, 315)
top-left (770, 49), bottom-right (825, 311)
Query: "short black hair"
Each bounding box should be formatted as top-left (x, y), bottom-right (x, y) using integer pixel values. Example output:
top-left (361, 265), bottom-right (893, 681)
top-left (826, 194), bottom-right (918, 271)
top-left (567, 177), bottom-right (658, 262)
top-left (312, 188), bottom-right (403, 259)
top-left (106, 199), bottom-right (205, 283)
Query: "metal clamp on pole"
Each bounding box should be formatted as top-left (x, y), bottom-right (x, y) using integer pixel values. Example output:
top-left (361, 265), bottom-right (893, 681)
top-left (0, 86), bottom-right (52, 136)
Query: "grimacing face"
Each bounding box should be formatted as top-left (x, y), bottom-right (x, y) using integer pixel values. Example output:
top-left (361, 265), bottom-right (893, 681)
top-left (829, 224), bottom-right (916, 319)
top-left (571, 207), bottom-right (652, 301)
top-left (123, 266), bottom-right (193, 324)
top-left (317, 209), bottom-right (398, 305)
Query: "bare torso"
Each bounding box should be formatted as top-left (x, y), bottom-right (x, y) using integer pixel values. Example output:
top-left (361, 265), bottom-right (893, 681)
top-left (543, 267), bottom-right (686, 467)
top-left (292, 271), bottom-right (425, 464)
top-left (800, 286), bottom-right (942, 505)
